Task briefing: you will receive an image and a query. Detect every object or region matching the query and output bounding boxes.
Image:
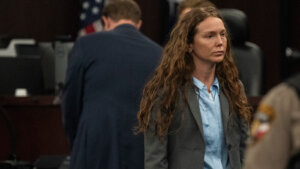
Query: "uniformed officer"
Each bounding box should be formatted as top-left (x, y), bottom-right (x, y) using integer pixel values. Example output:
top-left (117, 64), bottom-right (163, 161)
top-left (243, 74), bottom-right (300, 169)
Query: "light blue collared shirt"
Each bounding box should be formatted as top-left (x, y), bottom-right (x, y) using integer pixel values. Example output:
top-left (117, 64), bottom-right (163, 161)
top-left (193, 77), bottom-right (230, 169)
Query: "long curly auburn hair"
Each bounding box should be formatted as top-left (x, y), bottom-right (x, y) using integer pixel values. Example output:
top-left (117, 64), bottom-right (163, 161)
top-left (136, 6), bottom-right (252, 139)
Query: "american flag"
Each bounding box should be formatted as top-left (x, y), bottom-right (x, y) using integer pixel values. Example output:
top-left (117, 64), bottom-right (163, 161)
top-left (78, 0), bottom-right (107, 36)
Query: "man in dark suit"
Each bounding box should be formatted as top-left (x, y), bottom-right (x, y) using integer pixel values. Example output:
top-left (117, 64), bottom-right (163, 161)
top-left (61, 0), bottom-right (162, 169)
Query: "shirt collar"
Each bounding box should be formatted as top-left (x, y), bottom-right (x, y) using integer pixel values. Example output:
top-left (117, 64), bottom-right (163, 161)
top-left (193, 76), bottom-right (220, 94)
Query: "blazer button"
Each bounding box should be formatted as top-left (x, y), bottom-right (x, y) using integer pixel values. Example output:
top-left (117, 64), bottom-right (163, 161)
top-left (227, 144), bottom-right (232, 151)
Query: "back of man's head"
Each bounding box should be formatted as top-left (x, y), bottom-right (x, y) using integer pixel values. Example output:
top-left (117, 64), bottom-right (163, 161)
top-left (177, 0), bottom-right (216, 18)
top-left (102, 0), bottom-right (141, 24)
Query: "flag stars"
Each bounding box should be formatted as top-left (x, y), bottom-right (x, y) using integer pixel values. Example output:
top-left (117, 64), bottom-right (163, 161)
top-left (79, 0), bottom-right (105, 35)
top-left (82, 1), bottom-right (90, 9)
top-left (80, 13), bottom-right (87, 20)
top-left (92, 7), bottom-right (100, 15)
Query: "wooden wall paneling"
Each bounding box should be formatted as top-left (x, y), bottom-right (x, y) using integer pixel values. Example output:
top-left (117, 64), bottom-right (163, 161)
top-left (135, 0), bottom-right (166, 44)
top-left (0, 0), bottom-right (80, 42)
top-left (0, 96), bottom-right (70, 162)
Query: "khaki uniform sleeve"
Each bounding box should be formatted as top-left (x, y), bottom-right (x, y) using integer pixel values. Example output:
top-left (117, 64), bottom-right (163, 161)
top-left (243, 84), bottom-right (300, 169)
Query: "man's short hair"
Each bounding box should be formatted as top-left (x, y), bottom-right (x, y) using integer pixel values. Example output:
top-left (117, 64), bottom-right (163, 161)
top-left (102, 0), bottom-right (141, 24)
top-left (177, 0), bottom-right (216, 17)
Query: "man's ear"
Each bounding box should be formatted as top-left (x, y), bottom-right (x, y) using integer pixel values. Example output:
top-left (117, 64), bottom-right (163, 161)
top-left (102, 16), bottom-right (110, 31)
top-left (136, 20), bottom-right (142, 30)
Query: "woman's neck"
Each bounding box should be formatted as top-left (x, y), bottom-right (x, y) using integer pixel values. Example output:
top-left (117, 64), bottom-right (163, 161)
top-left (193, 64), bottom-right (216, 92)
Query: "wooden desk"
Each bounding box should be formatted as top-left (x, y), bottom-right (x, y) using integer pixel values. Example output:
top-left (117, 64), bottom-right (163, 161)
top-left (0, 95), bottom-right (262, 163)
top-left (0, 95), bottom-right (70, 162)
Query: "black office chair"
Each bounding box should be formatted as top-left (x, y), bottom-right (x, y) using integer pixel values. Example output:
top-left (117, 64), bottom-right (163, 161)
top-left (220, 9), bottom-right (264, 96)
top-left (287, 151), bottom-right (300, 169)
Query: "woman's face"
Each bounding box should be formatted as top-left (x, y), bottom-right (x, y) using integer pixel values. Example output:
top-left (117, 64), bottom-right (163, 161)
top-left (189, 16), bottom-right (227, 67)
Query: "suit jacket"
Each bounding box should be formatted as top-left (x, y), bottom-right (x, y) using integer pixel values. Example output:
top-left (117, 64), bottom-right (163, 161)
top-left (145, 85), bottom-right (248, 169)
top-left (62, 24), bottom-right (162, 169)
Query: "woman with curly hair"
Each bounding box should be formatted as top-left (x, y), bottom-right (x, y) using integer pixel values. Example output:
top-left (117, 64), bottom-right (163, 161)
top-left (136, 6), bottom-right (252, 169)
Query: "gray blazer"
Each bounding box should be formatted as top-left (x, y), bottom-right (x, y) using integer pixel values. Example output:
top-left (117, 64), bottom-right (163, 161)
top-left (145, 85), bottom-right (248, 169)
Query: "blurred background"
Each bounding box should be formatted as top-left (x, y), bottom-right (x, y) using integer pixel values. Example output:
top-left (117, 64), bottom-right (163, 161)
top-left (0, 0), bottom-right (299, 168)
top-left (0, 0), bottom-right (299, 91)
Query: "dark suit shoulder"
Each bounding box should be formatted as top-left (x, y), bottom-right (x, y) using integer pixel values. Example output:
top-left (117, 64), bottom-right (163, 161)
top-left (77, 31), bottom-right (112, 43)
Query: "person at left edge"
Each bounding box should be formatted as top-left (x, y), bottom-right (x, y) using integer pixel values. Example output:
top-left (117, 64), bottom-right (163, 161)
top-left (61, 0), bottom-right (163, 169)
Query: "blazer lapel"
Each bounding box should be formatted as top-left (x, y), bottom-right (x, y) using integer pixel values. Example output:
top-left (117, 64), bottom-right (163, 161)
top-left (220, 90), bottom-right (229, 137)
top-left (187, 85), bottom-right (204, 137)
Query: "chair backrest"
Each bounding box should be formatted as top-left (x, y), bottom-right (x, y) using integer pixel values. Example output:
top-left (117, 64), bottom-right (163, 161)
top-left (39, 42), bottom-right (55, 93)
top-left (38, 40), bottom-right (74, 95)
top-left (54, 41), bottom-right (74, 93)
top-left (220, 9), bottom-right (264, 96)
top-left (0, 57), bottom-right (44, 95)
top-left (287, 151), bottom-right (300, 169)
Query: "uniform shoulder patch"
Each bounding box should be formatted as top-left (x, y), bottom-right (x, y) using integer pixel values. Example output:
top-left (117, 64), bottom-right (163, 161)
top-left (249, 103), bottom-right (276, 144)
